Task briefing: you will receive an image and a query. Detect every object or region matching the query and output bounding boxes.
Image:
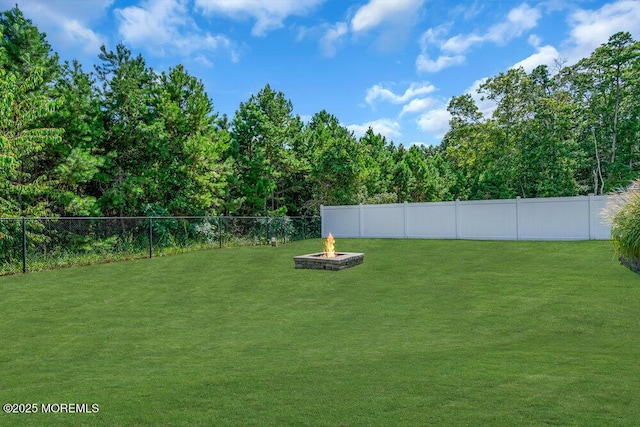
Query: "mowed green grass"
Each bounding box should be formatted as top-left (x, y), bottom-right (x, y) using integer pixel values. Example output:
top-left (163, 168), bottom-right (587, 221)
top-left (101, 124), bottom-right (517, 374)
top-left (1, 239), bottom-right (639, 426)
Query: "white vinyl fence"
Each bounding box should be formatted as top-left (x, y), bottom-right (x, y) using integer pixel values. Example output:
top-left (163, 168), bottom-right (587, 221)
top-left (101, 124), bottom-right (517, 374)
top-left (321, 195), bottom-right (612, 240)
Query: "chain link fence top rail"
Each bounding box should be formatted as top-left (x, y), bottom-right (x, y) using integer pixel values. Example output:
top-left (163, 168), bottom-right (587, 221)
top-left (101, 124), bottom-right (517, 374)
top-left (0, 216), bottom-right (320, 275)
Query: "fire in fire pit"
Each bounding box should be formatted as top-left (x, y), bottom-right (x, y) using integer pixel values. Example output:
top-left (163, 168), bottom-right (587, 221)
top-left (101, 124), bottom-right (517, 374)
top-left (324, 233), bottom-right (335, 258)
top-left (294, 233), bottom-right (364, 270)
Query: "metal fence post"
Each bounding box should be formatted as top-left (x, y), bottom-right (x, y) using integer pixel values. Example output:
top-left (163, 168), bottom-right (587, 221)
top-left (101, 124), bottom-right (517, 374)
top-left (22, 217), bottom-right (27, 273)
top-left (218, 216), bottom-right (222, 248)
top-left (302, 217), bottom-right (306, 240)
top-left (266, 218), bottom-right (270, 244)
top-left (149, 217), bottom-right (153, 258)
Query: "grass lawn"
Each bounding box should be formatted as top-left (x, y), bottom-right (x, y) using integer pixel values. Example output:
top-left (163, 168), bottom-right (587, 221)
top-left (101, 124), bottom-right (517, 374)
top-left (1, 239), bottom-right (639, 426)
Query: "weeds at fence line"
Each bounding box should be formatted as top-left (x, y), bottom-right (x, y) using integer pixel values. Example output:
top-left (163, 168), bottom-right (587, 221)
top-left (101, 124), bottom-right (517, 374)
top-left (0, 216), bottom-right (320, 275)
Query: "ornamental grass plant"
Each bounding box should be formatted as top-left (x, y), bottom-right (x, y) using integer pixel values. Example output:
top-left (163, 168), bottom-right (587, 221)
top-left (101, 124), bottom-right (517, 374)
top-left (602, 178), bottom-right (640, 272)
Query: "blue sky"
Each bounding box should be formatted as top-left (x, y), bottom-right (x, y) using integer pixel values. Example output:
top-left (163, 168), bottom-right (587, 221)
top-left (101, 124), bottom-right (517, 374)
top-left (3, 0), bottom-right (639, 146)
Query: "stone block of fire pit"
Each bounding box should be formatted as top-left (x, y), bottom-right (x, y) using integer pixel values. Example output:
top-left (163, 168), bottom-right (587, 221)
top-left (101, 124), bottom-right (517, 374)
top-left (294, 252), bottom-right (364, 270)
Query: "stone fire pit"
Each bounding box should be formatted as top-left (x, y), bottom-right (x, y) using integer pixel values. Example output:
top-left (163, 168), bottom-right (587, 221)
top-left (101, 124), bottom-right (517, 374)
top-left (295, 233), bottom-right (363, 270)
top-left (294, 252), bottom-right (364, 271)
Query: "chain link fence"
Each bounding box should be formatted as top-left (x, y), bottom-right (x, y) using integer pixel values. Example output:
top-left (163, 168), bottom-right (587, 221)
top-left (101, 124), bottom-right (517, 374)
top-left (0, 216), bottom-right (320, 275)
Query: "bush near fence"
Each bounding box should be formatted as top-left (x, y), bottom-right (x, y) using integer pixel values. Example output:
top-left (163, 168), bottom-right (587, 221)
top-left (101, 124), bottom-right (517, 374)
top-left (0, 216), bottom-right (320, 275)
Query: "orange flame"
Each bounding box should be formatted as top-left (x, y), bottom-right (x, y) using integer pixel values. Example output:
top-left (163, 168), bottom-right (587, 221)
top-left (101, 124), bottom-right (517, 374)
top-left (324, 233), bottom-right (336, 258)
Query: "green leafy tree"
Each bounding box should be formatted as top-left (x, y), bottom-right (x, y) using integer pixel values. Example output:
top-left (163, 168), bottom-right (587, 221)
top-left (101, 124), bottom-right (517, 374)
top-left (0, 6), bottom-right (63, 216)
top-left (443, 94), bottom-right (510, 199)
top-left (517, 65), bottom-right (579, 197)
top-left (404, 145), bottom-right (455, 202)
top-left (565, 32), bottom-right (640, 193)
top-left (447, 67), bottom-right (580, 199)
top-left (0, 67), bottom-right (63, 216)
top-left (478, 68), bottom-right (530, 198)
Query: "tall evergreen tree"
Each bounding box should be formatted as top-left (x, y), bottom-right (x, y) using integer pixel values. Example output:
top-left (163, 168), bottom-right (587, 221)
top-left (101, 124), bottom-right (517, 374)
top-left (303, 111), bottom-right (365, 208)
top-left (228, 84), bottom-right (302, 215)
top-left (95, 43), bottom-right (157, 216)
top-left (151, 64), bottom-right (230, 215)
top-left (48, 60), bottom-right (105, 216)
top-left (358, 128), bottom-right (396, 203)
top-left (0, 6), bottom-right (59, 82)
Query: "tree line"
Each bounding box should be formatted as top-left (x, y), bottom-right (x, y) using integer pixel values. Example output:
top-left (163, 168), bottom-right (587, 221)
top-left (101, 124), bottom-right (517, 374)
top-left (1, 6), bottom-right (638, 218)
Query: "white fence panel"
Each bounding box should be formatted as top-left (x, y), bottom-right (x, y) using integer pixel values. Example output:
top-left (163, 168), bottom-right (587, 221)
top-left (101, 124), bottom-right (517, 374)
top-left (406, 202), bottom-right (457, 238)
top-left (519, 197), bottom-right (589, 240)
top-left (321, 205), bottom-right (360, 238)
top-left (590, 196), bottom-right (612, 240)
top-left (457, 200), bottom-right (517, 240)
top-left (321, 195), bottom-right (612, 240)
top-left (362, 204), bottom-right (405, 238)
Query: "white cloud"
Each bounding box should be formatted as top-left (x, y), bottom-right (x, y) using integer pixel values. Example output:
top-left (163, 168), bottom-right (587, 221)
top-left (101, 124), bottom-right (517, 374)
top-left (61, 19), bottom-right (104, 54)
top-left (350, 0), bottom-right (425, 33)
top-left (416, 3), bottom-right (541, 74)
top-left (302, 0), bottom-right (425, 56)
top-left (415, 25), bottom-right (467, 72)
top-left (400, 98), bottom-right (436, 116)
top-left (416, 52), bottom-right (465, 73)
top-left (528, 34), bottom-right (542, 48)
top-left (365, 82), bottom-right (436, 105)
top-left (0, 0), bottom-right (110, 56)
top-left (451, 0), bottom-right (483, 21)
top-left (564, 0), bottom-right (640, 64)
top-left (419, 25), bottom-right (449, 45)
top-left (193, 54), bottom-right (213, 67)
top-left (116, 0), bottom-right (238, 63)
top-left (442, 3), bottom-right (541, 54)
top-left (511, 45), bottom-right (560, 72)
top-left (347, 119), bottom-right (402, 140)
top-left (319, 22), bottom-right (348, 57)
top-left (116, 0), bottom-right (188, 47)
top-left (416, 108), bottom-right (451, 138)
top-left (440, 33), bottom-right (483, 55)
top-left (195, 0), bottom-right (324, 36)
top-left (350, 0), bottom-right (426, 52)
top-left (1, 0), bottom-right (114, 20)
top-left (486, 3), bottom-right (541, 44)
